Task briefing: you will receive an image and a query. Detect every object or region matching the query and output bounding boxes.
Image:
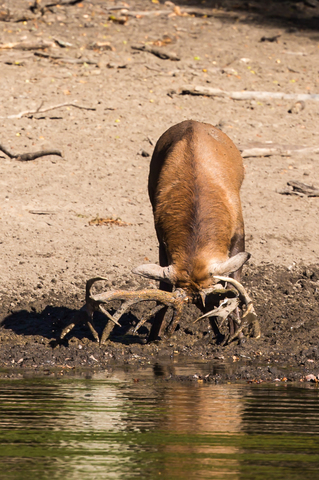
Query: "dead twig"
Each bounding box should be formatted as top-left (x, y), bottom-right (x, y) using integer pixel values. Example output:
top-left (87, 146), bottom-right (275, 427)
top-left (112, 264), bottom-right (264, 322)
top-left (29, 210), bottom-right (58, 215)
top-left (110, 6), bottom-right (239, 18)
top-left (0, 144), bottom-right (62, 162)
top-left (238, 143), bottom-right (319, 158)
top-left (0, 40), bottom-right (54, 51)
top-left (125, 9), bottom-right (171, 16)
top-left (53, 38), bottom-right (73, 48)
top-left (30, 0), bottom-right (82, 15)
top-left (104, 6), bottom-right (133, 12)
top-left (132, 45), bottom-right (180, 61)
top-left (0, 8), bottom-right (36, 22)
top-left (0, 52), bottom-right (34, 65)
top-left (1, 102), bottom-right (96, 119)
top-left (179, 85), bottom-right (319, 102)
top-left (260, 34), bottom-right (281, 43)
top-left (279, 181), bottom-right (319, 197)
top-left (87, 41), bottom-right (114, 52)
top-left (34, 52), bottom-right (98, 65)
top-left (183, 7), bottom-right (240, 18)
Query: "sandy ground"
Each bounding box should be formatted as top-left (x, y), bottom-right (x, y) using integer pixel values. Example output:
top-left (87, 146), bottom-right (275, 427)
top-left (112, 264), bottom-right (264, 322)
top-left (1, 0), bottom-right (319, 382)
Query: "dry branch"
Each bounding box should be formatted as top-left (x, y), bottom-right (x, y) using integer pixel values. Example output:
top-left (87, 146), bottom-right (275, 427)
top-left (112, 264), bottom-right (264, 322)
top-left (1, 102), bottom-right (96, 119)
top-left (111, 6), bottom-right (239, 18)
top-left (0, 52), bottom-right (34, 65)
top-left (34, 52), bottom-right (98, 65)
top-left (131, 45), bottom-right (180, 61)
top-left (180, 85), bottom-right (319, 102)
top-left (0, 40), bottom-right (54, 51)
top-left (53, 38), bottom-right (73, 48)
top-left (279, 181), bottom-right (319, 197)
top-left (87, 41), bottom-right (114, 52)
top-left (0, 8), bottom-right (36, 22)
top-left (30, 0), bottom-right (82, 14)
top-left (118, 8), bottom-right (181, 18)
top-left (239, 143), bottom-right (319, 158)
top-left (0, 144), bottom-right (62, 162)
top-left (183, 7), bottom-right (240, 18)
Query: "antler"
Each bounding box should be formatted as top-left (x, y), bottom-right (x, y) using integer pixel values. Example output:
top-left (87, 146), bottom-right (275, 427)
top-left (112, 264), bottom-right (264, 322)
top-left (60, 277), bottom-right (189, 345)
top-left (216, 275), bottom-right (260, 342)
top-left (193, 276), bottom-right (260, 343)
top-left (60, 276), bottom-right (259, 345)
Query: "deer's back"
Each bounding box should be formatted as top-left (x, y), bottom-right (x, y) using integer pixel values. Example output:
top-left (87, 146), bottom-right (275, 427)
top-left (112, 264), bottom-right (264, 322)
top-left (148, 120), bottom-right (244, 267)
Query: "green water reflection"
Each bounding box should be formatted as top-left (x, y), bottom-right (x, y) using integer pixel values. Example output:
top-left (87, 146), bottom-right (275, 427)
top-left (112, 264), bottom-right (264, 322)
top-left (0, 365), bottom-right (319, 479)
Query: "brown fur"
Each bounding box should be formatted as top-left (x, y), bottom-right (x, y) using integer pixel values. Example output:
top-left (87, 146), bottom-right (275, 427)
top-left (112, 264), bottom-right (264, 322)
top-left (148, 120), bottom-right (246, 292)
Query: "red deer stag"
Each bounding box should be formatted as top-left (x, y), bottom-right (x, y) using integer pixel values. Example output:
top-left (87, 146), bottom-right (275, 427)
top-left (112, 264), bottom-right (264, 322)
top-left (61, 120), bottom-right (260, 345)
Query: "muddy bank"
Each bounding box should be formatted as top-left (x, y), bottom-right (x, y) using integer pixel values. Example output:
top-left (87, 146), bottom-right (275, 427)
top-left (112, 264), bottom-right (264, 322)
top-left (0, 264), bottom-right (319, 384)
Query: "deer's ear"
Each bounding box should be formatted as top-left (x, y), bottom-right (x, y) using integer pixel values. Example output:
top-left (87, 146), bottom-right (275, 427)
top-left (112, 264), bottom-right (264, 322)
top-left (208, 252), bottom-right (250, 276)
top-left (132, 264), bottom-right (176, 284)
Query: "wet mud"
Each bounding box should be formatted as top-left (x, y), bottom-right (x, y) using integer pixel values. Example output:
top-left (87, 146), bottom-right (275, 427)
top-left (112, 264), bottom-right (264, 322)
top-left (1, 264), bottom-right (319, 384)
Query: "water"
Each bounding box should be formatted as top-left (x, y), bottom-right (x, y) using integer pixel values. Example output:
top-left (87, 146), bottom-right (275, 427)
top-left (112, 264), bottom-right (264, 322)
top-left (0, 363), bottom-right (319, 480)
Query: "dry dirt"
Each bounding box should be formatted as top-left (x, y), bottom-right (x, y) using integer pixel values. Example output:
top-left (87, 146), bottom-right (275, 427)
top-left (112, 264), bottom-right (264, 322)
top-left (1, 0), bottom-right (319, 383)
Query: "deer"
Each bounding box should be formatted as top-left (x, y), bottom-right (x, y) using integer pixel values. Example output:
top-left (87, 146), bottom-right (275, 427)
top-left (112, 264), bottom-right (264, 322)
top-left (60, 120), bottom-right (260, 345)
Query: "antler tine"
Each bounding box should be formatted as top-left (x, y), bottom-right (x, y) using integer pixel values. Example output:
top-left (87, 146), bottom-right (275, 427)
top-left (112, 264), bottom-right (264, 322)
top-left (59, 303), bottom-right (102, 343)
top-left (213, 276), bottom-right (252, 306)
top-left (60, 306), bottom-right (93, 340)
top-left (86, 276), bottom-right (108, 302)
top-left (132, 304), bottom-right (165, 334)
top-left (213, 275), bottom-right (261, 340)
top-left (201, 283), bottom-right (232, 296)
top-left (194, 297), bottom-right (240, 323)
top-left (59, 278), bottom-right (190, 344)
top-left (197, 283), bottom-right (239, 320)
top-left (60, 277), bottom-right (119, 343)
top-left (99, 299), bottom-right (136, 345)
top-left (88, 286), bottom-right (188, 306)
top-left (92, 287), bottom-right (189, 344)
top-left (165, 299), bottom-right (186, 336)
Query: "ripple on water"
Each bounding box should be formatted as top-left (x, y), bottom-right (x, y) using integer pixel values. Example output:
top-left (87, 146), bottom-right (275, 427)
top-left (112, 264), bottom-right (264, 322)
top-left (0, 366), bottom-right (319, 479)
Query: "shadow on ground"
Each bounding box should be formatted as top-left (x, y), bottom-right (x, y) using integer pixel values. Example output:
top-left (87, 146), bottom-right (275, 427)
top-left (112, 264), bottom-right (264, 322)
top-left (0, 304), bottom-right (148, 345)
top-left (174, 0), bottom-right (319, 32)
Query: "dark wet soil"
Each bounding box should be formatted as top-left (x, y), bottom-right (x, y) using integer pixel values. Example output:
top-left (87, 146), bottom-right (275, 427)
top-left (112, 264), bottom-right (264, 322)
top-left (1, 264), bottom-right (319, 384)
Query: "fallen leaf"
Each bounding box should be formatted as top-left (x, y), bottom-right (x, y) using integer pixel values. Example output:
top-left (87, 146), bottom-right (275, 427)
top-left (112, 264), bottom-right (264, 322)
top-left (89, 216), bottom-right (131, 227)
